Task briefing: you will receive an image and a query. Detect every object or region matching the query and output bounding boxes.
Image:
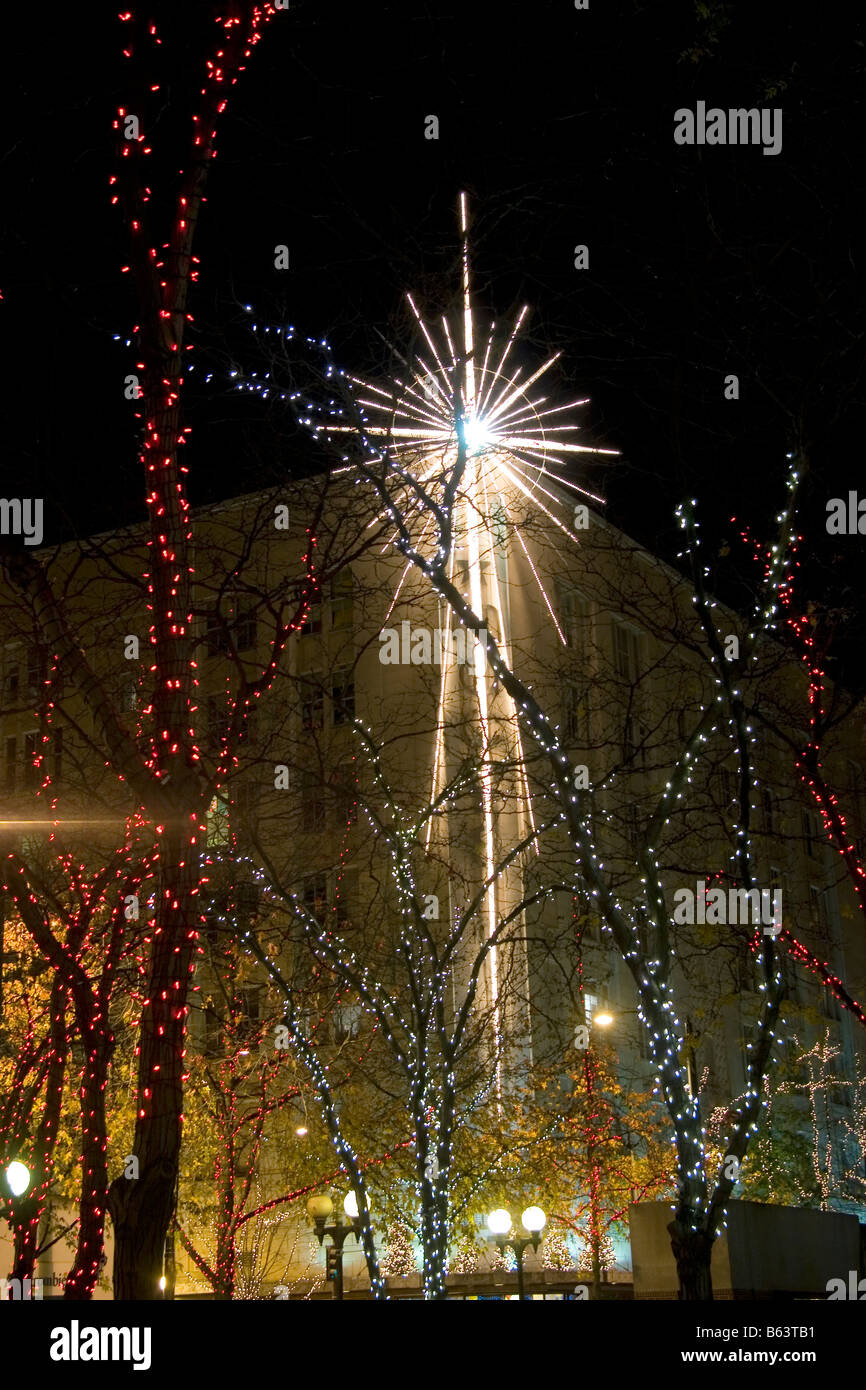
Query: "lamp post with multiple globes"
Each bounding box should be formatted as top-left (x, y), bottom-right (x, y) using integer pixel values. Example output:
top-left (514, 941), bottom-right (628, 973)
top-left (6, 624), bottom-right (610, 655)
top-left (487, 1205), bottom-right (547, 1300)
top-left (306, 1192), bottom-right (365, 1301)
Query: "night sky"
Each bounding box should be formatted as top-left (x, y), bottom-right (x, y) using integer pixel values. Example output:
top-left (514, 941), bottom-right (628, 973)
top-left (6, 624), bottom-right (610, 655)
top-left (3, 2), bottom-right (864, 673)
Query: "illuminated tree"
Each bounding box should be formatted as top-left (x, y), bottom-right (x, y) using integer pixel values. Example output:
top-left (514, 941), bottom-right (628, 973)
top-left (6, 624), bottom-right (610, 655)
top-left (0, 5), bottom-right (380, 1299)
top-left (230, 702), bottom-right (579, 1298)
top-left (380, 1220), bottom-right (418, 1277)
top-left (174, 864), bottom-right (366, 1300)
top-left (540, 1227), bottom-right (573, 1271)
top-left (0, 831), bottom-right (151, 1298)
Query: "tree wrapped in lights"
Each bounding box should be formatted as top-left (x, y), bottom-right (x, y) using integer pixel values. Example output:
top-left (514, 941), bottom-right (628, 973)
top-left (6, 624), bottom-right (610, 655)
top-left (235, 718), bottom-right (569, 1299)
top-left (540, 1227), bottom-right (573, 1271)
top-left (380, 1220), bottom-right (418, 1277)
top-left (173, 855), bottom-right (382, 1300)
top-left (0, 929), bottom-right (68, 1291)
top-left (574, 1224), bottom-right (615, 1276)
top-left (1, 825), bottom-right (153, 1298)
top-left (1, 4), bottom-right (381, 1299)
top-left (448, 1236), bottom-right (481, 1274)
top-left (455, 1037), bottom-right (671, 1294)
top-left (776, 1029), bottom-right (866, 1212)
top-left (728, 519), bottom-right (866, 931)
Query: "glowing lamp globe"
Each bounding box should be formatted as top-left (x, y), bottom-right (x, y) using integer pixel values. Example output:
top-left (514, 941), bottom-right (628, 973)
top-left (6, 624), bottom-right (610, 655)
top-left (343, 1191), bottom-right (360, 1220)
top-left (595, 1010), bottom-right (614, 1028)
top-left (306, 1194), bottom-right (334, 1221)
top-left (488, 1208), bottom-right (512, 1236)
top-left (522, 1205), bottom-right (547, 1234)
top-left (5, 1161), bottom-right (31, 1197)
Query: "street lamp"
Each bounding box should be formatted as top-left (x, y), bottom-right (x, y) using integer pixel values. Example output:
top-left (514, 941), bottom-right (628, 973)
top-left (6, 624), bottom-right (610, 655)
top-left (306, 1193), bottom-right (364, 1301)
top-left (487, 1204), bottom-right (547, 1300)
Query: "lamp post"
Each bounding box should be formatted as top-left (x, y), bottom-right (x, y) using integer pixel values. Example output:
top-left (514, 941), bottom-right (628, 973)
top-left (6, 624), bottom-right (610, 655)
top-left (306, 1192), bottom-right (364, 1301)
top-left (2, 1159), bottom-right (36, 1297)
top-left (487, 1205), bottom-right (546, 1300)
top-left (583, 1003), bottom-right (613, 1297)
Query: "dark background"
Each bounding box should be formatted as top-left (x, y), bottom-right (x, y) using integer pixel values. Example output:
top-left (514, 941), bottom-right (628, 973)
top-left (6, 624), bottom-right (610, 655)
top-left (2, 1), bottom-right (864, 671)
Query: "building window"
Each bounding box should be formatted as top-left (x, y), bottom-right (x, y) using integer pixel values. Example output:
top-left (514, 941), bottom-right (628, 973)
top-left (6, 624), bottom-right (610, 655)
top-left (613, 619), bottom-right (641, 684)
top-left (234, 609), bottom-right (257, 653)
top-left (299, 584), bottom-right (322, 635)
top-left (301, 769), bottom-right (325, 833)
top-left (802, 807), bottom-right (820, 859)
top-left (24, 732), bottom-right (39, 788)
top-left (564, 684), bottom-right (586, 744)
top-left (809, 884), bottom-right (828, 933)
top-left (302, 873), bottom-right (328, 924)
top-left (5, 736), bottom-right (16, 791)
top-left (779, 954), bottom-right (800, 1005)
top-left (334, 868), bottom-right (359, 931)
top-left (331, 764), bottom-right (359, 826)
top-left (623, 803), bottom-right (641, 850)
top-left (557, 586), bottom-right (587, 651)
top-left (203, 695), bottom-right (228, 746)
top-left (734, 947), bottom-right (758, 994)
top-left (301, 679), bottom-right (324, 731)
top-left (26, 646), bottom-right (46, 695)
top-left (718, 766), bottom-right (737, 809)
top-left (233, 782), bottom-right (258, 830)
top-left (330, 570), bottom-right (354, 630)
top-left (331, 670), bottom-right (355, 726)
top-left (235, 985), bottom-right (262, 1040)
top-left (622, 716), bottom-right (646, 767)
top-left (5, 658), bottom-right (20, 701)
top-left (204, 602), bottom-right (257, 655)
top-left (205, 607), bottom-right (229, 657)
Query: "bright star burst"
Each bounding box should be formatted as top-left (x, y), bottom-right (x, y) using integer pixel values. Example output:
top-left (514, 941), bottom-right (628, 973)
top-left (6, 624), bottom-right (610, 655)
top-left (324, 195), bottom-right (619, 1098)
top-left (330, 193), bottom-right (615, 545)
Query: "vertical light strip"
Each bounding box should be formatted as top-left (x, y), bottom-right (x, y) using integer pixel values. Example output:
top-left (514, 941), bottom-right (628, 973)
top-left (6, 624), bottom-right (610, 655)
top-left (426, 547), bottom-right (455, 851)
top-left (466, 460), bottom-right (502, 1105)
top-left (462, 191), bottom-right (501, 1101)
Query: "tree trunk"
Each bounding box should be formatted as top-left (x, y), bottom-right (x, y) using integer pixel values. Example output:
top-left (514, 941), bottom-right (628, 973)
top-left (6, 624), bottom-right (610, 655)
top-left (213, 1136), bottom-right (236, 1299)
top-left (420, 1178), bottom-right (449, 1299)
top-left (667, 1220), bottom-right (714, 1300)
top-left (9, 976), bottom-right (66, 1285)
top-left (64, 1034), bottom-right (112, 1299)
top-left (104, 0), bottom-right (278, 1299)
top-left (108, 840), bottom-right (198, 1298)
